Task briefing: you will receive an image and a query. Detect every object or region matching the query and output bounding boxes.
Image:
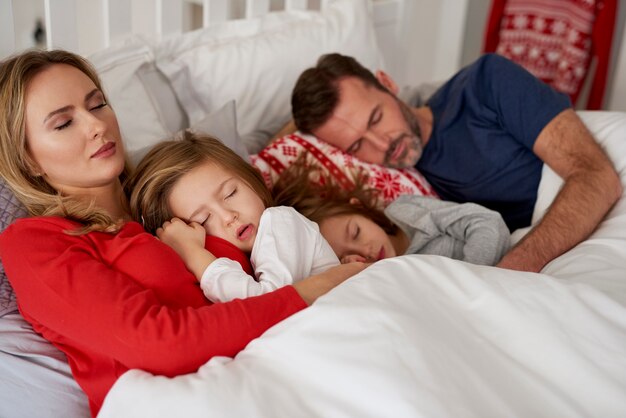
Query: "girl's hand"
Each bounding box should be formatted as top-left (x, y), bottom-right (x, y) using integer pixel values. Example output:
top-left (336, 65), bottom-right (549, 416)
top-left (341, 254), bottom-right (367, 264)
top-left (157, 218), bottom-right (216, 280)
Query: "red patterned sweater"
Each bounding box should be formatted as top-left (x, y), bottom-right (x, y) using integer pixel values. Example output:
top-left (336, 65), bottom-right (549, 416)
top-left (484, 0), bottom-right (617, 109)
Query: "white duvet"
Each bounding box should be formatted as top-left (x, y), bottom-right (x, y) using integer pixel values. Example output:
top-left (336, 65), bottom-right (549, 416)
top-left (99, 112), bottom-right (626, 418)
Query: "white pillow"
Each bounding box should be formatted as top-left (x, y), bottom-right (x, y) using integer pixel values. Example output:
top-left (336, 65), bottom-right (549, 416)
top-left (154, 0), bottom-right (383, 154)
top-left (88, 37), bottom-right (188, 157)
top-left (190, 100), bottom-right (249, 161)
top-left (128, 100), bottom-right (247, 166)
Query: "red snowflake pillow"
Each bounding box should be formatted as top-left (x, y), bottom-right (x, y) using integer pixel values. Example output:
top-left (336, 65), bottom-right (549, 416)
top-left (250, 133), bottom-right (438, 207)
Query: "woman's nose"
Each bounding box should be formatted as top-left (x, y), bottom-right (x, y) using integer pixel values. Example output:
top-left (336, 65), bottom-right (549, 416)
top-left (85, 112), bottom-right (107, 140)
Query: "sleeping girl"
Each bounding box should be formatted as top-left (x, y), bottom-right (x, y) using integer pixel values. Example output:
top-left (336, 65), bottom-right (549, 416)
top-left (128, 131), bottom-right (340, 303)
top-left (272, 160), bottom-right (511, 266)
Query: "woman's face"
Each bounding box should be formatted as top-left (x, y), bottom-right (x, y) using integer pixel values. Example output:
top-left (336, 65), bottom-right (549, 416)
top-left (319, 213), bottom-right (397, 263)
top-left (167, 161), bottom-right (266, 253)
top-left (24, 64), bottom-right (125, 195)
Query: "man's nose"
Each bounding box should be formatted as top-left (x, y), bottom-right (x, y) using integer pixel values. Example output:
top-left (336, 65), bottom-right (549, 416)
top-left (364, 131), bottom-right (389, 152)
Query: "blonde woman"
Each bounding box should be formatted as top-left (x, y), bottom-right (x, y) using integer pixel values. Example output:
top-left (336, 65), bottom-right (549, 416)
top-left (0, 49), bottom-right (364, 416)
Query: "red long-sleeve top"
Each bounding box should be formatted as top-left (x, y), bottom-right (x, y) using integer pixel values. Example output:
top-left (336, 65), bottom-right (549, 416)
top-left (0, 217), bottom-right (306, 416)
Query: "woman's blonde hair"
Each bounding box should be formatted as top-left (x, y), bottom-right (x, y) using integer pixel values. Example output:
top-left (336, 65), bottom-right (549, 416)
top-left (272, 157), bottom-right (398, 236)
top-left (0, 49), bottom-right (130, 234)
top-left (128, 130), bottom-right (272, 234)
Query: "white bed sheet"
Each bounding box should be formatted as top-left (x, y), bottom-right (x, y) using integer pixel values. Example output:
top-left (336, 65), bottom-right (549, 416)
top-left (100, 256), bottom-right (626, 418)
top-left (99, 111), bottom-right (626, 417)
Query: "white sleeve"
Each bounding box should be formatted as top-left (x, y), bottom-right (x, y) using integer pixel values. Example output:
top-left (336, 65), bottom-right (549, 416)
top-left (252, 207), bottom-right (339, 286)
top-left (199, 258), bottom-right (271, 303)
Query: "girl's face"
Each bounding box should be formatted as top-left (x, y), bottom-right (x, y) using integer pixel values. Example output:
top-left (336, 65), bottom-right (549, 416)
top-left (24, 64), bottom-right (125, 195)
top-left (319, 213), bottom-right (398, 263)
top-left (167, 161), bottom-right (266, 253)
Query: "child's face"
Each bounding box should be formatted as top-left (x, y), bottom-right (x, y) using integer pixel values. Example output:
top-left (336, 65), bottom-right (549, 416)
top-left (167, 161), bottom-right (266, 253)
top-left (319, 213), bottom-right (397, 263)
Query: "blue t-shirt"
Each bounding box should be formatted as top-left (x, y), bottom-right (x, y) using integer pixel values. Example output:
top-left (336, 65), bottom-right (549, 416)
top-left (418, 54), bottom-right (571, 231)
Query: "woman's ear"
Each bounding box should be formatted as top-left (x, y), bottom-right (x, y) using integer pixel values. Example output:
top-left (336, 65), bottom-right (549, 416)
top-left (375, 70), bottom-right (399, 95)
top-left (25, 157), bottom-right (44, 178)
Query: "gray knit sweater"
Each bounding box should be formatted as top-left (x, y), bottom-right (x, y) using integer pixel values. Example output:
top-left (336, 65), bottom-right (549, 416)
top-left (384, 195), bottom-right (511, 266)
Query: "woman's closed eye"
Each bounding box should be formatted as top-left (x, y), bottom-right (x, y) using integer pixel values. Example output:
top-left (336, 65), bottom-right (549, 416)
top-left (90, 101), bottom-right (108, 111)
top-left (54, 102), bottom-right (107, 131)
top-left (55, 119), bottom-right (72, 130)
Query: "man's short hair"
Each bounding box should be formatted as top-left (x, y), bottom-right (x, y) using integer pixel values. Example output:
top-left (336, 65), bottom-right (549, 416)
top-left (291, 53), bottom-right (386, 134)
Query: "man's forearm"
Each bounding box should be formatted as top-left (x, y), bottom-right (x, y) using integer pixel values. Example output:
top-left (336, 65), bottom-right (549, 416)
top-left (497, 167), bottom-right (622, 272)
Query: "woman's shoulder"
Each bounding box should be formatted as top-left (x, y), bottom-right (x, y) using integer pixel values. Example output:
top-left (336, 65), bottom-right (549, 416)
top-left (3, 216), bottom-right (76, 233)
top-left (1, 216), bottom-right (144, 243)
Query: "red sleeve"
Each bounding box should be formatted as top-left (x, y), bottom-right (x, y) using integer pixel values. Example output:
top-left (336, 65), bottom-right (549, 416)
top-left (0, 218), bottom-right (306, 376)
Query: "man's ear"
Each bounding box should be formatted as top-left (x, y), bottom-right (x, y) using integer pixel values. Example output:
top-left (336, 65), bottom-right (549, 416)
top-left (349, 197), bottom-right (362, 206)
top-left (375, 70), bottom-right (399, 95)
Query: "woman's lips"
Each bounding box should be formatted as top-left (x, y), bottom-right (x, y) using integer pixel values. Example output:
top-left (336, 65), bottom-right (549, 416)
top-left (91, 142), bottom-right (116, 158)
top-left (237, 224), bottom-right (255, 241)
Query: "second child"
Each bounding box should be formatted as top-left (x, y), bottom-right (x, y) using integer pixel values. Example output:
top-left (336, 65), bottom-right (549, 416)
top-left (273, 161), bottom-right (511, 266)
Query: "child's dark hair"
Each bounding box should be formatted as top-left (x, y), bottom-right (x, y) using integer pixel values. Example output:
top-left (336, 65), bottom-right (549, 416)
top-left (271, 155), bottom-right (398, 235)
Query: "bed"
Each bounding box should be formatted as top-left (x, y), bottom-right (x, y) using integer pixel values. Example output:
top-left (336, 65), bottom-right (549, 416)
top-left (1, 1), bottom-right (625, 417)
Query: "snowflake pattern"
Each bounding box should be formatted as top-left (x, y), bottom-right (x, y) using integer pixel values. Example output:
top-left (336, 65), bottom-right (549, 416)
top-left (369, 169), bottom-right (403, 202)
top-left (496, 0), bottom-right (597, 103)
top-left (250, 134), bottom-right (437, 207)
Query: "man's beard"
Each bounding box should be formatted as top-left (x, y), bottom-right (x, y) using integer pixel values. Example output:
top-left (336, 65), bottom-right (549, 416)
top-left (383, 100), bottom-right (423, 169)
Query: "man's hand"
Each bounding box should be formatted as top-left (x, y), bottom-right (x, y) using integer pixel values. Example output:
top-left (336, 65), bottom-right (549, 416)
top-left (498, 109), bottom-right (622, 272)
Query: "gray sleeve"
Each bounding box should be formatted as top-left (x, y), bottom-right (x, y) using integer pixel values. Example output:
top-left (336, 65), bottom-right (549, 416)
top-left (389, 196), bottom-right (511, 265)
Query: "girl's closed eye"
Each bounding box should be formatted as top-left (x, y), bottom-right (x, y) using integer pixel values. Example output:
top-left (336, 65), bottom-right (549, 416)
top-left (225, 188), bottom-right (237, 199)
top-left (371, 109), bottom-right (382, 125)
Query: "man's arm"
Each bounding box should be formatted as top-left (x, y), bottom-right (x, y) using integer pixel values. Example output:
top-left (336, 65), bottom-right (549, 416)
top-left (497, 109), bottom-right (622, 272)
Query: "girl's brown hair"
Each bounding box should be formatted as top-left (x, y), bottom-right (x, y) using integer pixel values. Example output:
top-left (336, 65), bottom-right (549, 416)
top-left (128, 130), bottom-right (271, 234)
top-left (272, 156), bottom-right (398, 235)
top-left (0, 49), bottom-right (130, 234)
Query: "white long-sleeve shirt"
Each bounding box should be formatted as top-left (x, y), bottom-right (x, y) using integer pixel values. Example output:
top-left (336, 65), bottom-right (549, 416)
top-left (200, 206), bottom-right (339, 303)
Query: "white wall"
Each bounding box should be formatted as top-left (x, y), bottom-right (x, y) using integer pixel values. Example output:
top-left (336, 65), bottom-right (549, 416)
top-left (10, 0), bottom-right (45, 52)
top-left (395, 0), bottom-right (469, 87)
